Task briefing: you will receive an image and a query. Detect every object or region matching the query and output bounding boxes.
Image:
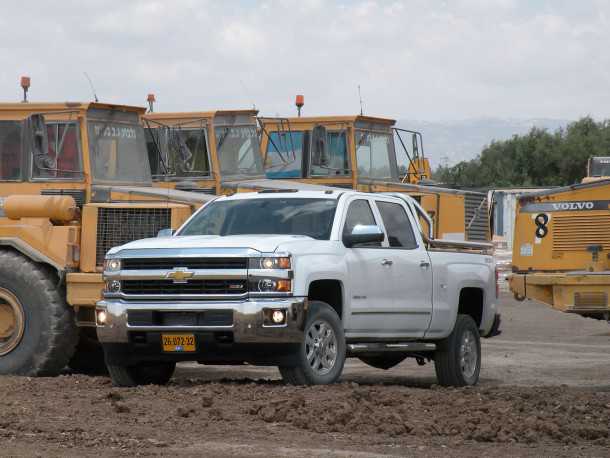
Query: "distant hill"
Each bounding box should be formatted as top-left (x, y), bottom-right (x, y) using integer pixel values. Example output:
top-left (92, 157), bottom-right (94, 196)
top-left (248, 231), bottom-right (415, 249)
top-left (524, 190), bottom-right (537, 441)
top-left (395, 118), bottom-right (570, 168)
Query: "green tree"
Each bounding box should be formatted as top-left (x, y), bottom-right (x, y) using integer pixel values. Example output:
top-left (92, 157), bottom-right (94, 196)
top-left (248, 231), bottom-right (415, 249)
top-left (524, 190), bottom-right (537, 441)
top-left (433, 117), bottom-right (609, 188)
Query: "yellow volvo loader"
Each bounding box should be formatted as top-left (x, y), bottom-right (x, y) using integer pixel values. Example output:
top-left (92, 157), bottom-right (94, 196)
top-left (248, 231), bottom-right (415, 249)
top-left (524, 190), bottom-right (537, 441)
top-left (0, 101), bottom-right (213, 376)
top-left (509, 159), bottom-right (610, 321)
top-left (256, 115), bottom-right (489, 242)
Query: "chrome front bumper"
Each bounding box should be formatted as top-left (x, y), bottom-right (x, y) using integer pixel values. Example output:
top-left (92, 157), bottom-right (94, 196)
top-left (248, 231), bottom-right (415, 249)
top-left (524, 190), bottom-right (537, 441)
top-left (96, 297), bottom-right (307, 344)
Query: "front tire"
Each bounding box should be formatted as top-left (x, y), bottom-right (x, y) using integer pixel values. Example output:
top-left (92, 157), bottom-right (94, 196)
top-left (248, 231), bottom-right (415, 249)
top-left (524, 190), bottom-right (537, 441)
top-left (107, 362), bottom-right (176, 387)
top-left (434, 314), bottom-right (481, 387)
top-left (0, 251), bottom-right (78, 376)
top-left (279, 301), bottom-right (346, 385)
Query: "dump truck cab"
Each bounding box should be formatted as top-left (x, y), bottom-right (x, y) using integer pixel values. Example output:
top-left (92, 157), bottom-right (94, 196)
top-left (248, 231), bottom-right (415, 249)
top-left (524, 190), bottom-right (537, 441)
top-left (583, 156), bottom-right (610, 183)
top-left (0, 101), bottom-right (214, 376)
top-left (143, 110), bottom-right (265, 194)
top-left (257, 115), bottom-right (489, 242)
top-left (508, 179), bottom-right (610, 321)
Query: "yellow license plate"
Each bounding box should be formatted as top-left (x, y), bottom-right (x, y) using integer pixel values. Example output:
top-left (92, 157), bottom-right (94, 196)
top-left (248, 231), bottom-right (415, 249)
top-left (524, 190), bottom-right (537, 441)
top-left (162, 334), bottom-right (196, 352)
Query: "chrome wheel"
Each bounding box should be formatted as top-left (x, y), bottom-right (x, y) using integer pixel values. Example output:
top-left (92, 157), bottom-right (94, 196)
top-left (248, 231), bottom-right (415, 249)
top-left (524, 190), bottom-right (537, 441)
top-left (305, 319), bottom-right (337, 376)
top-left (0, 288), bottom-right (25, 357)
top-left (459, 329), bottom-right (478, 379)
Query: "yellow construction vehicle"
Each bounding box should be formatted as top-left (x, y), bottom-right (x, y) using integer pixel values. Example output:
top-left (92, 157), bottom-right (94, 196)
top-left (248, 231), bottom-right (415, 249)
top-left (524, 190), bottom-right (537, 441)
top-left (582, 156), bottom-right (610, 183)
top-left (142, 109), bottom-right (266, 194)
top-left (509, 156), bottom-right (610, 321)
top-left (0, 89), bottom-right (212, 375)
top-left (256, 114), bottom-right (489, 242)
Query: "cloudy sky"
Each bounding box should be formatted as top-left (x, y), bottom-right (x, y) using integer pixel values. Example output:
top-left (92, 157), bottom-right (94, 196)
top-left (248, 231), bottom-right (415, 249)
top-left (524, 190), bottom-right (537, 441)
top-left (1, 0), bottom-right (609, 121)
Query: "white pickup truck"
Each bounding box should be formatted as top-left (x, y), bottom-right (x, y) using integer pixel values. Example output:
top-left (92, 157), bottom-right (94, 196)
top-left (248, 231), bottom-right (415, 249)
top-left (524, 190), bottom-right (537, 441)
top-left (96, 190), bottom-right (499, 387)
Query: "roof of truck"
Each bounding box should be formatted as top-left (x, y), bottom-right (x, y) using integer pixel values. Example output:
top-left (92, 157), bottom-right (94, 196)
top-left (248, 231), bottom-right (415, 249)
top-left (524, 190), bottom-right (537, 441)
top-left (217, 189), bottom-right (415, 204)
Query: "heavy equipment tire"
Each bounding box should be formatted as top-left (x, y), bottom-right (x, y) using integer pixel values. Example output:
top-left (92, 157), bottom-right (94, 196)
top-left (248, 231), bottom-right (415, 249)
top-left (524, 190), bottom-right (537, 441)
top-left (0, 250), bottom-right (78, 376)
top-left (434, 314), bottom-right (481, 387)
top-left (279, 301), bottom-right (346, 385)
top-left (358, 354), bottom-right (407, 370)
top-left (68, 328), bottom-right (108, 375)
top-left (107, 362), bottom-right (176, 387)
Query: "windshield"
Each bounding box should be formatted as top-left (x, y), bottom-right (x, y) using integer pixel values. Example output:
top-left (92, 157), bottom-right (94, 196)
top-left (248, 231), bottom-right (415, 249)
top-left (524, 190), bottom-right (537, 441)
top-left (180, 198), bottom-right (338, 240)
top-left (589, 157), bottom-right (610, 177)
top-left (88, 110), bottom-right (151, 184)
top-left (356, 130), bottom-right (394, 179)
top-left (215, 126), bottom-right (264, 177)
top-left (146, 126), bottom-right (211, 178)
top-left (265, 131), bottom-right (304, 178)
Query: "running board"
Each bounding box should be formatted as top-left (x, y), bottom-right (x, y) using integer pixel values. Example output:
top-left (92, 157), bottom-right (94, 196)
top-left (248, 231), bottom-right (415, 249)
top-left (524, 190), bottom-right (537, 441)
top-left (347, 342), bottom-right (436, 354)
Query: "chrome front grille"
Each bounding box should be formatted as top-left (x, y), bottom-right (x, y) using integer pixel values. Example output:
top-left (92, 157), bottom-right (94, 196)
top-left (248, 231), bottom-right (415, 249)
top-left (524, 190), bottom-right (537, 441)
top-left (96, 208), bottom-right (171, 265)
top-left (121, 279), bottom-right (247, 295)
top-left (122, 257), bottom-right (247, 270)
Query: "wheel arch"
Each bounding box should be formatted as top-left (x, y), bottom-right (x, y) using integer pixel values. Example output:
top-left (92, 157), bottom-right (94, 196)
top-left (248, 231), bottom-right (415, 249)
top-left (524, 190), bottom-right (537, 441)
top-left (0, 239), bottom-right (63, 276)
top-left (306, 279), bottom-right (344, 320)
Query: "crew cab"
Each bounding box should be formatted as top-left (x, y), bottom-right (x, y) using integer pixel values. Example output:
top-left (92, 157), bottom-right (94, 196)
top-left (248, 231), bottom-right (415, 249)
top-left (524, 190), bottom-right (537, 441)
top-left (96, 190), bottom-right (498, 387)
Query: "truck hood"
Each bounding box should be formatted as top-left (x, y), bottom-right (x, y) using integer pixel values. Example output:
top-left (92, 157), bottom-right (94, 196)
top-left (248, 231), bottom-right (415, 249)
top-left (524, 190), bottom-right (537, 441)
top-left (108, 234), bottom-right (314, 256)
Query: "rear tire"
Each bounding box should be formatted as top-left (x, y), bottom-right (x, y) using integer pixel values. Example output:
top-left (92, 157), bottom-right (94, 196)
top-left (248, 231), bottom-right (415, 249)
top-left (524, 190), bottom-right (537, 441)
top-left (279, 301), bottom-right (345, 385)
top-left (107, 362), bottom-right (176, 387)
top-left (0, 250), bottom-right (78, 376)
top-left (434, 314), bottom-right (481, 387)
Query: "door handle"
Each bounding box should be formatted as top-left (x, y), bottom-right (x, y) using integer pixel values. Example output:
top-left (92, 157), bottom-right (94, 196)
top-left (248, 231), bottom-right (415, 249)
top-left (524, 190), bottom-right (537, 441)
top-left (419, 260), bottom-right (430, 269)
top-left (381, 259), bottom-right (393, 266)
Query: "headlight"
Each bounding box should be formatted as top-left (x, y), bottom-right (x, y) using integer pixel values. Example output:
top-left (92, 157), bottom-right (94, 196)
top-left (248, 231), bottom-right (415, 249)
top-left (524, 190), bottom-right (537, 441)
top-left (249, 256), bottom-right (291, 270)
top-left (104, 280), bottom-right (121, 293)
top-left (249, 278), bottom-right (292, 293)
top-left (104, 258), bottom-right (122, 272)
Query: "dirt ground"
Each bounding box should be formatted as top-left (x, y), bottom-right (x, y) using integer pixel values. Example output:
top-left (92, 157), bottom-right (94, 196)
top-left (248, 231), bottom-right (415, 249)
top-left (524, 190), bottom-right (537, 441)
top-left (1, 295), bottom-right (610, 457)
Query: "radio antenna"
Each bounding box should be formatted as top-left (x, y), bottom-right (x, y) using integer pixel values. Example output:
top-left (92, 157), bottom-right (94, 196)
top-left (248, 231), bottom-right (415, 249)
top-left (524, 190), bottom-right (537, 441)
top-left (84, 72), bottom-right (99, 102)
top-left (358, 85), bottom-right (364, 115)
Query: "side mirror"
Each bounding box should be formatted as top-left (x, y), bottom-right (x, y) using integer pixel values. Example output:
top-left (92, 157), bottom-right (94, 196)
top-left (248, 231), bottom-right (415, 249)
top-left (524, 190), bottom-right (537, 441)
top-left (157, 228), bottom-right (174, 238)
top-left (343, 225), bottom-right (384, 248)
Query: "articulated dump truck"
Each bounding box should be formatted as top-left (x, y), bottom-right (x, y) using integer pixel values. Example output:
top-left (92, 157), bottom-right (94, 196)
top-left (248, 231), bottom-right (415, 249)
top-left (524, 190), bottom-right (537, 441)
top-left (508, 174), bottom-right (610, 322)
top-left (255, 115), bottom-right (490, 242)
top-left (0, 102), bottom-right (214, 376)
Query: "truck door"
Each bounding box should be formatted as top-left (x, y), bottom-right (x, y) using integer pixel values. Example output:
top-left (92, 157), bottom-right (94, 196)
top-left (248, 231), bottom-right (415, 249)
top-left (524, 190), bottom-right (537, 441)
top-left (374, 199), bottom-right (433, 337)
top-left (341, 198), bottom-right (394, 334)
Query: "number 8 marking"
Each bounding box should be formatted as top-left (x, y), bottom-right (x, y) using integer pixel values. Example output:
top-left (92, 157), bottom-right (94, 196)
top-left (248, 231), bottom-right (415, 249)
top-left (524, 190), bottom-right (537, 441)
top-left (535, 213), bottom-right (548, 238)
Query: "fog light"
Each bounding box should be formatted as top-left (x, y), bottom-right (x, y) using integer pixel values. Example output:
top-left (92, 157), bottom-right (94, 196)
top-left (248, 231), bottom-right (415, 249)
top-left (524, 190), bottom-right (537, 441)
top-left (271, 309), bottom-right (285, 324)
top-left (96, 309), bottom-right (108, 325)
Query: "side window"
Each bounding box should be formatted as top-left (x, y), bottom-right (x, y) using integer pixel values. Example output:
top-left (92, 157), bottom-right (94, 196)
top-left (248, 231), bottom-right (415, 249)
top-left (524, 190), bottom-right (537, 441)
top-left (0, 121), bottom-right (22, 180)
top-left (33, 122), bottom-right (82, 179)
top-left (343, 199), bottom-right (380, 247)
top-left (377, 201), bottom-right (418, 249)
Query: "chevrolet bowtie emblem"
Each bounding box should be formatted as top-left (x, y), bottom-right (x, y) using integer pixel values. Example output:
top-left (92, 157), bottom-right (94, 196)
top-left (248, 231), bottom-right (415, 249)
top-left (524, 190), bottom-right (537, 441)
top-left (166, 267), bottom-right (194, 283)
